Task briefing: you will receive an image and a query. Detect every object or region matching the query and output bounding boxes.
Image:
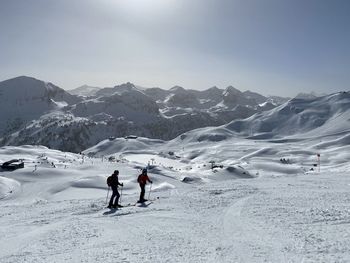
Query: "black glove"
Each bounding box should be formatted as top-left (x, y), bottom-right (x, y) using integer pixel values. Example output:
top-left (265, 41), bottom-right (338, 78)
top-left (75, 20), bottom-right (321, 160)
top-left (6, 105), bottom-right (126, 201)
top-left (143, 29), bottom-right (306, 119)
top-left (121, 183), bottom-right (124, 187)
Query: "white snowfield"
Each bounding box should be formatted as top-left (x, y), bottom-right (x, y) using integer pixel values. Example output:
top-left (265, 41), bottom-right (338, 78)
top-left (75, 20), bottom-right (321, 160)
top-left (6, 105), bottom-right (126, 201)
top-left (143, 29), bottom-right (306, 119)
top-left (1, 126), bottom-right (350, 262)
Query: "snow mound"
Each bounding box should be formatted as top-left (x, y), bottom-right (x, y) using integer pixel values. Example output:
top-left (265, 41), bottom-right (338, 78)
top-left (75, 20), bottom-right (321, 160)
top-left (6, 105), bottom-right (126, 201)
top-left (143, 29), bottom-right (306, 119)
top-left (174, 127), bottom-right (234, 143)
top-left (240, 147), bottom-right (279, 160)
top-left (152, 182), bottom-right (175, 192)
top-left (252, 162), bottom-right (303, 176)
top-left (71, 175), bottom-right (107, 189)
top-left (0, 176), bottom-right (21, 200)
top-left (84, 137), bottom-right (164, 156)
top-left (314, 133), bottom-right (350, 149)
top-left (182, 176), bottom-right (204, 184)
top-left (223, 165), bottom-right (255, 178)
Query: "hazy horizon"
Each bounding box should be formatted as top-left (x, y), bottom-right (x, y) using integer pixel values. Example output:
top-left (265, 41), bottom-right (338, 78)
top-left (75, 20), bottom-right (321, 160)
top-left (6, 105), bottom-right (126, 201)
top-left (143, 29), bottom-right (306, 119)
top-left (1, 0), bottom-right (349, 97)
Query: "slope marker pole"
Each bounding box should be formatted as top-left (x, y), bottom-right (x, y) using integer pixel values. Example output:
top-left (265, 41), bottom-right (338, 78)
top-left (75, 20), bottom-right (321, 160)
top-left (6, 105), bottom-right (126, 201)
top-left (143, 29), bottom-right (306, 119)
top-left (148, 183), bottom-right (152, 200)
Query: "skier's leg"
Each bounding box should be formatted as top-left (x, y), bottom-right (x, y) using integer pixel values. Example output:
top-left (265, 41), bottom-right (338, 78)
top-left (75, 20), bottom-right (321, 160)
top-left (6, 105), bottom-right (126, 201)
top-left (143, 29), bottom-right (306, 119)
top-left (114, 190), bottom-right (120, 207)
top-left (140, 184), bottom-right (146, 201)
top-left (109, 191), bottom-right (116, 207)
top-left (139, 185), bottom-right (143, 201)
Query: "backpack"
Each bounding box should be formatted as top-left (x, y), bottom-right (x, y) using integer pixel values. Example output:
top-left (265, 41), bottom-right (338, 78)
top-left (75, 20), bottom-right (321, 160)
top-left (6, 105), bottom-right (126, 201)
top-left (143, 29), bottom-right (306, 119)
top-left (137, 174), bottom-right (141, 184)
top-left (107, 176), bottom-right (113, 187)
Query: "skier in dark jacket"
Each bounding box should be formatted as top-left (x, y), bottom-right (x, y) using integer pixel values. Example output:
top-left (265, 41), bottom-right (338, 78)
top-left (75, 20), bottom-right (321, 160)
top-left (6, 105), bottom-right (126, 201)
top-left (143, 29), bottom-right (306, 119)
top-left (107, 170), bottom-right (123, 208)
top-left (137, 168), bottom-right (152, 203)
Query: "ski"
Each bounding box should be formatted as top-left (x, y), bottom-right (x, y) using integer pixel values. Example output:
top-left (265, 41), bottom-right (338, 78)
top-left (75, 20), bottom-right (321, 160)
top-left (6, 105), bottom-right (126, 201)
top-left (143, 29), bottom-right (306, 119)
top-left (102, 197), bottom-right (159, 211)
top-left (119, 203), bottom-right (137, 207)
top-left (136, 196), bottom-right (159, 203)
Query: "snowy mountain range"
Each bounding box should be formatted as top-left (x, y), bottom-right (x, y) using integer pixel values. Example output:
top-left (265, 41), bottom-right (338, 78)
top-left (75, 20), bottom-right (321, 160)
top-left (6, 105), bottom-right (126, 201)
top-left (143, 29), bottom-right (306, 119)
top-left (0, 76), bottom-right (288, 152)
top-left (1, 76), bottom-right (348, 153)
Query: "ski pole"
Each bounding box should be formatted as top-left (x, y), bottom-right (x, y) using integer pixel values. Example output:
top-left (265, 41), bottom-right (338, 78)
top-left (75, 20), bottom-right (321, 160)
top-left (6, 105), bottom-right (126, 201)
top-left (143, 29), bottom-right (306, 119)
top-left (119, 186), bottom-right (123, 206)
top-left (106, 186), bottom-right (110, 205)
top-left (148, 183), bottom-right (152, 200)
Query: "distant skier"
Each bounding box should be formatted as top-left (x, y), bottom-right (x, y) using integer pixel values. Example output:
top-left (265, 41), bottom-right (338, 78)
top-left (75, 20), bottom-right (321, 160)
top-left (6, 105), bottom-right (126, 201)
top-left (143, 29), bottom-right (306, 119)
top-left (137, 168), bottom-right (152, 203)
top-left (107, 170), bottom-right (123, 208)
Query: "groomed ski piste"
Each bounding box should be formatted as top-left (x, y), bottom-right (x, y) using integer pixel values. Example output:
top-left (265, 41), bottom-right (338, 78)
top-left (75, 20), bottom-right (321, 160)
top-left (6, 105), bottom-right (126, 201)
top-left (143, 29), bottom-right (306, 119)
top-left (1, 125), bottom-right (350, 262)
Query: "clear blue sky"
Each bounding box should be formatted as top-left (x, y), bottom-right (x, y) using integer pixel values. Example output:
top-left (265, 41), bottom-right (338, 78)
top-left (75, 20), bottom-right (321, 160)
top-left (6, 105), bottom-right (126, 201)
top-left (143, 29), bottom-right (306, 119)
top-left (0, 0), bottom-right (349, 96)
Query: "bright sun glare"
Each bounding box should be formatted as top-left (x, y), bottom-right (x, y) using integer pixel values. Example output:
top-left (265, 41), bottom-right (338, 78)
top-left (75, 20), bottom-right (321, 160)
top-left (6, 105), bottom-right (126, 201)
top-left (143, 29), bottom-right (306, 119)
top-left (113, 0), bottom-right (177, 15)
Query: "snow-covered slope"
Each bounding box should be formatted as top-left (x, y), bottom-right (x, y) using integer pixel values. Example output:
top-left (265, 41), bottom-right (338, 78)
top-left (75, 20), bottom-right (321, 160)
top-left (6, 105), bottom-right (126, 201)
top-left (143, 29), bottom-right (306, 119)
top-left (295, 91), bottom-right (327, 100)
top-left (224, 91), bottom-right (350, 138)
top-left (2, 119), bottom-right (350, 262)
top-left (85, 137), bottom-right (165, 156)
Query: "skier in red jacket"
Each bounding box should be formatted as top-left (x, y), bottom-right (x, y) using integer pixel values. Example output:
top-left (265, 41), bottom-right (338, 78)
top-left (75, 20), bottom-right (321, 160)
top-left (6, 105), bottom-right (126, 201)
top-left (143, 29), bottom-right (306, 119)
top-left (137, 168), bottom-right (152, 203)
